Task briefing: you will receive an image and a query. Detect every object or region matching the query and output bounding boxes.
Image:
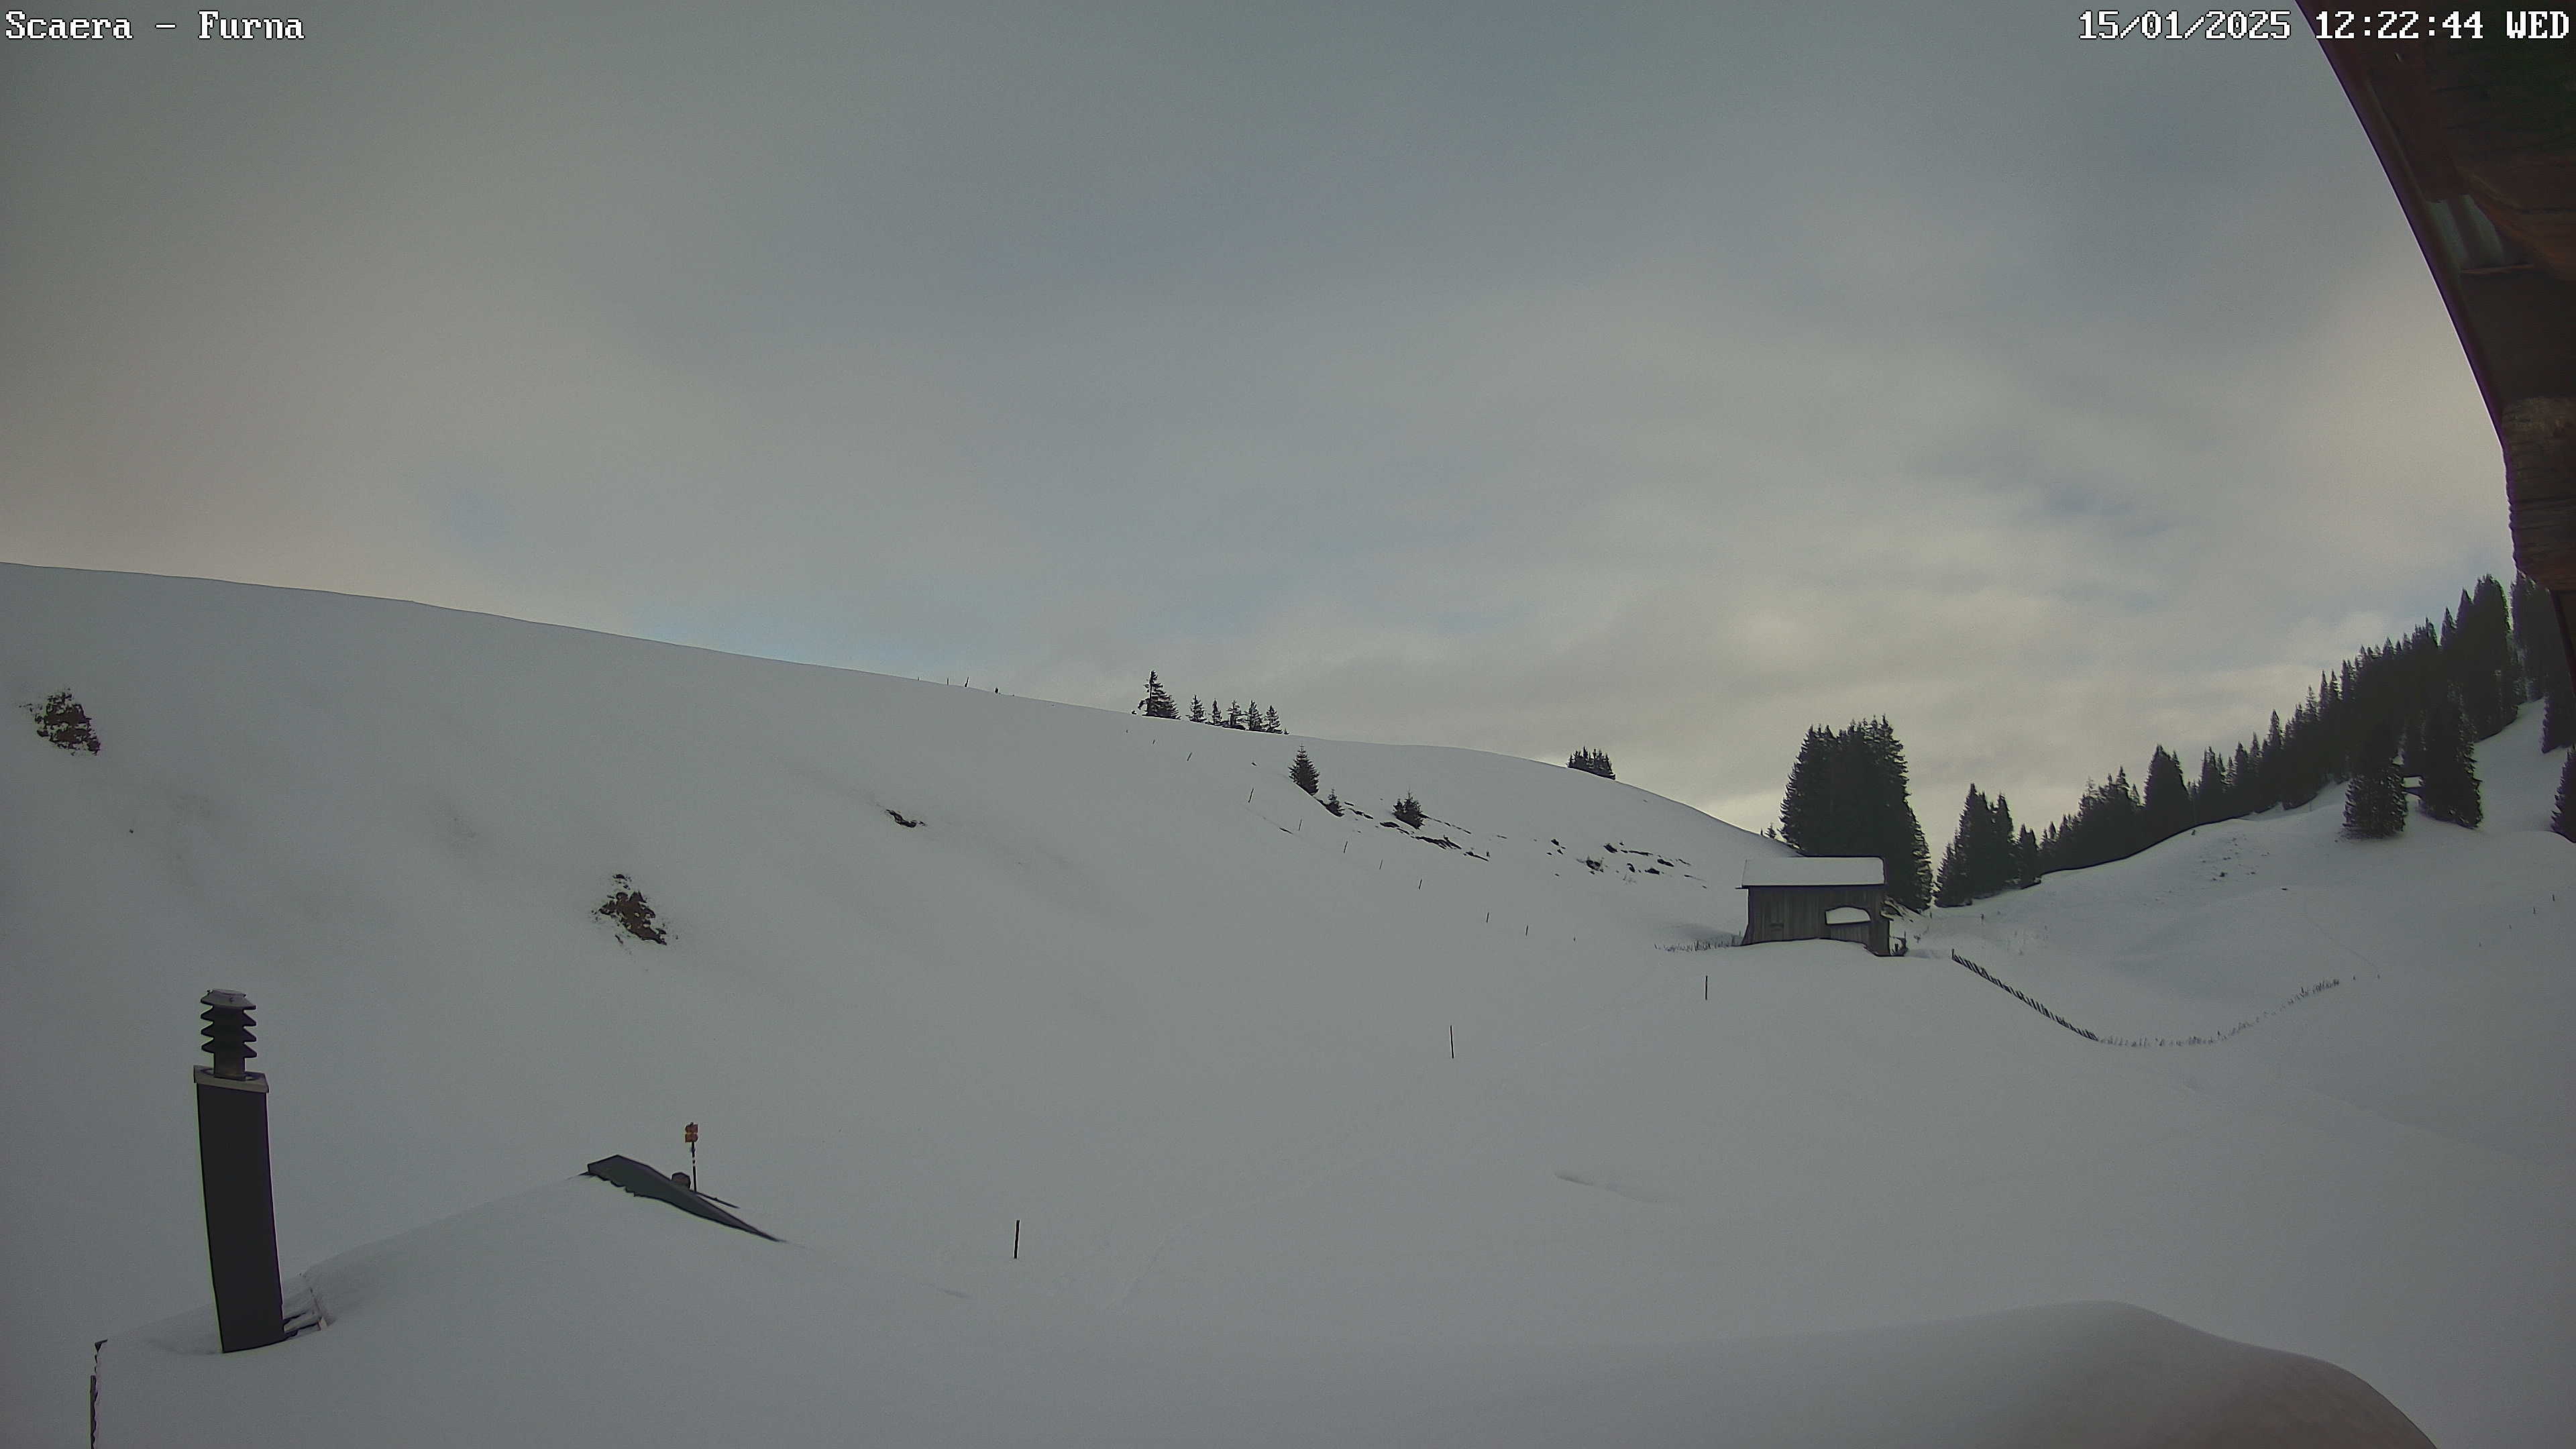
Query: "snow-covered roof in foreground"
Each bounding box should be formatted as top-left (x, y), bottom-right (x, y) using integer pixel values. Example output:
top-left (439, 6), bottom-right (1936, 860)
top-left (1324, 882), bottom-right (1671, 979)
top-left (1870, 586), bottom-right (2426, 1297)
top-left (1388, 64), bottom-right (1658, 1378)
top-left (92, 1175), bottom-right (2435, 1448)
top-left (1743, 856), bottom-right (1885, 888)
top-left (1824, 906), bottom-right (1874, 925)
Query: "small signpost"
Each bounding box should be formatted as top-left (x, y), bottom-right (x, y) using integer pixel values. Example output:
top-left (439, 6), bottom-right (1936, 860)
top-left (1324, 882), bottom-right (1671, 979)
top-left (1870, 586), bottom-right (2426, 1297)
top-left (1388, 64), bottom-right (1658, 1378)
top-left (684, 1122), bottom-right (699, 1193)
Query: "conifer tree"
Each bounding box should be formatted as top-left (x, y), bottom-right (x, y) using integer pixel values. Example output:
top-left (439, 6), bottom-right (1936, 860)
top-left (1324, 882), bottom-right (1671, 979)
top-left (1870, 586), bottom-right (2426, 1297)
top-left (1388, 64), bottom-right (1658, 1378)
top-left (2515, 573), bottom-right (2575, 751)
top-left (1876, 725), bottom-right (1926, 902)
top-left (2551, 750), bottom-right (2575, 843)
top-left (1777, 728), bottom-right (1834, 851)
top-left (1984, 794), bottom-right (2018, 895)
top-left (2015, 826), bottom-right (2041, 888)
top-left (2111, 769), bottom-right (2145, 851)
top-left (1568, 748), bottom-right (1615, 779)
top-left (1264, 706), bottom-right (1281, 733)
top-left (1393, 794), bottom-right (1425, 828)
top-left (1189, 697), bottom-right (1205, 724)
top-left (2193, 747), bottom-right (2229, 826)
top-left (2459, 576), bottom-right (2520, 736)
top-left (2143, 746), bottom-right (2191, 845)
top-left (2049, 771), bottom-right (2145, 871)
top-left (2283, 691), bottom-right (2331, 808)
top-left (2416, 690), bottom-right (2483, 828)
top-left (1777, 718), bottom-right (1931, 910)
top-left (1937, 786), bottom-right (2024, 904)
top-left (2343, 718), bottom-right (2408, 839)
top-left (2262, 711), bottom-right (2285, 809)
top-left (1935, 786), bottom-right (1988, 907)
top-left (1290, 747), bottom-right (1320, 795)
top-left (1324, 789), bottom-right (1344, 817)
top-left (1224, 702), bottom-right (1243, 729)
top-left (1136, 672), bottom-right (1177, 719)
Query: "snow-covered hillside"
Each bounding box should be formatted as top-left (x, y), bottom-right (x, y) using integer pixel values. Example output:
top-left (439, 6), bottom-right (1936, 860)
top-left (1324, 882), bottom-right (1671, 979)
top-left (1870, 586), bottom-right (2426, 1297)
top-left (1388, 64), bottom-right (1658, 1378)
top-left (7, 563), bottom-right (2569, 1446)
top-left (1917, 709), bottom-right (2576, 1169)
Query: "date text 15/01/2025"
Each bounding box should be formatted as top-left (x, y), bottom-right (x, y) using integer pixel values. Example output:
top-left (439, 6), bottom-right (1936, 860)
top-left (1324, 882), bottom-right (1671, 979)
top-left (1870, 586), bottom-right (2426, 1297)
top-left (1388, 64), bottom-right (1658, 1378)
top-left (2081, 9), bottom-right (2567, 38)
top-left (3, 11), bottom-right (303, 38)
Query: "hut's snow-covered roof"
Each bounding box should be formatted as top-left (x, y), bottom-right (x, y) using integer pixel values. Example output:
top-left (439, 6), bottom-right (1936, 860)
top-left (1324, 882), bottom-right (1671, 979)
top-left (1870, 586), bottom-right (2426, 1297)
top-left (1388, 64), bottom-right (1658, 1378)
top-left (1741, 857), bottom-right (1884, 888)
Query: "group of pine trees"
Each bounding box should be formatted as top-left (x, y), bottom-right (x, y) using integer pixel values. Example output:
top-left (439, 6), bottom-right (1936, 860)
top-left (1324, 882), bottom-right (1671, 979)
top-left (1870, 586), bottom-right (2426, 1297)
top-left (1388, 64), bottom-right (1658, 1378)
top-left (1136, 672), bottom-right (1287, 733)
top-left (1139, 676), bottom-right (1432, 825)
top-left (2519, 574), bottom-right (2576, 753)
top-left (1921, 573), bottom-right (2572, 905)
top-left (2345, 678), bottom-right (2488, 836)
top-left (2341, 714), bottom-right (2411, 839)
top-left (1778, 717), bottom-right (1935, 911)
top-left (2558, 745), bottom-right (2576, 843)
top-left (1289, 745), bottom-right (1354, 816)
top-left (1933, 786), bottom-right (2040, 906)
top-left (2524, 579), bottom-right (2576, 843)
top-left (1566, 748), bottom-right (1615, 779)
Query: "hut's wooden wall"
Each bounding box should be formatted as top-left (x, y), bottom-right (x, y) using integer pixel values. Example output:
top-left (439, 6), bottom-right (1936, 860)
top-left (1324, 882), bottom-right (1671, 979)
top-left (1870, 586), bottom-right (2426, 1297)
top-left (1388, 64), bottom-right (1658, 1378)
top-left (1744, 884), bottom-right (1890, 955)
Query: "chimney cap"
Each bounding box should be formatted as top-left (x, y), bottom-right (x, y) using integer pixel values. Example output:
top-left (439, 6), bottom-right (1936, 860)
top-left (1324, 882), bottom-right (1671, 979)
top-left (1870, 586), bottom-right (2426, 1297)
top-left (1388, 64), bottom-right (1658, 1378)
top-left (200, 991), bottom-right (260, 1079)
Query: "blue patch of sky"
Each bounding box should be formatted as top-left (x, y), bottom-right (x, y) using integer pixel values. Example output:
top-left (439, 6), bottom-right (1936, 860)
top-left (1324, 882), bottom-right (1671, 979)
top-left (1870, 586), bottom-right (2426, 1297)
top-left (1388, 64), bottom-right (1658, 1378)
top-left (442, 488), bottom-right (510, 550)
top-left (411, 455), bottom-right (515, 552)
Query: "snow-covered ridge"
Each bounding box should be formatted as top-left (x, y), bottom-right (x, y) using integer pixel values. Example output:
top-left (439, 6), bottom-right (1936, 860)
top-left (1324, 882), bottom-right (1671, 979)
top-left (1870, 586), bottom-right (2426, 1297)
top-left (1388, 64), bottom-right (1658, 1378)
top-left (6, 563), bottom-right (2568, 1446)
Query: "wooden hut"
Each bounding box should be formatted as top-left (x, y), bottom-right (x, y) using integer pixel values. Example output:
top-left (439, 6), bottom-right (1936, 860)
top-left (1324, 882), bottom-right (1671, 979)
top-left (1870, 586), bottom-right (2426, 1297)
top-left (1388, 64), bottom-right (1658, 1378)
top-left (1739, 857), bottom-right (1890, 955)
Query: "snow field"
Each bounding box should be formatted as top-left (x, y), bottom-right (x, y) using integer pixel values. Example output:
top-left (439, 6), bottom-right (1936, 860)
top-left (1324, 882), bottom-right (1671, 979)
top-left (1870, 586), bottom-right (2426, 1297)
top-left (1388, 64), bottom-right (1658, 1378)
top-left (6, 562), bottom-right (2569, 1446)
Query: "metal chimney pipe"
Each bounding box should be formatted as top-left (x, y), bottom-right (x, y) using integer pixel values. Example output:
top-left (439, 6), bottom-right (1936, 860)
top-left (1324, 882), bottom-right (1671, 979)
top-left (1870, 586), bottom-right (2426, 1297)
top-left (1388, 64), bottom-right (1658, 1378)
top-left (195, 989), bottom-right (286, 1352)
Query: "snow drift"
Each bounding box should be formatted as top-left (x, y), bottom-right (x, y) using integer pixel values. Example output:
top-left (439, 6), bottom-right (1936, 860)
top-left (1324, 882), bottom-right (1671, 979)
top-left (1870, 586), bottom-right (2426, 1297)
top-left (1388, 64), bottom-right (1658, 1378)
top-left (95, 1173), bottom-right (2432, 1448)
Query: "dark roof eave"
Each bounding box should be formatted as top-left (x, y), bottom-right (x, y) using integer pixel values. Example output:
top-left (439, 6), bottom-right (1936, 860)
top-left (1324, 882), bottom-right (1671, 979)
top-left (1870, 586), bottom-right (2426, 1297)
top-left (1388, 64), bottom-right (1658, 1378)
top-left (584, 1155), bottom-right (781, 1241)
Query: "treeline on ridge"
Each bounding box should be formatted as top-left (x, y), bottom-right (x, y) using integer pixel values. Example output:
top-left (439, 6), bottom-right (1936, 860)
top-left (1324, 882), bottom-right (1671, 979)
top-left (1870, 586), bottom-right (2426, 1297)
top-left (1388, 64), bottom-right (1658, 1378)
top-left (1135, 672), bottom-right (1287, 733)
top-left (1935, 572), bottom-right (2573, 906)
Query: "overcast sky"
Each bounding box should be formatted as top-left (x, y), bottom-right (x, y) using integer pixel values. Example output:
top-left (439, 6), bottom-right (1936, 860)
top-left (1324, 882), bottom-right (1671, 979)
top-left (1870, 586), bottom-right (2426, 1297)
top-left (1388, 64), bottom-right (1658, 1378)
top-left (1, 2), bottom-right (2512, 844)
